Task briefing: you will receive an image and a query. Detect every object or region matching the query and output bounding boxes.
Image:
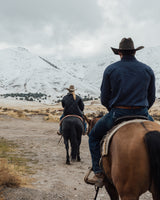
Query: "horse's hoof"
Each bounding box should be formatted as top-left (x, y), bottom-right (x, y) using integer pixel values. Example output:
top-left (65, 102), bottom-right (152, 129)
top-left (77, 157), bottom-right (81, 162)
top-left (66, 161), bottom-right (70, 165)
top-left (71, 158), bottom-right (76, 162)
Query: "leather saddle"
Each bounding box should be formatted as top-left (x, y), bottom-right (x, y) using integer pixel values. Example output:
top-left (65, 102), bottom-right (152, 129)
top-left (114, 115), bottom-right (148, 126)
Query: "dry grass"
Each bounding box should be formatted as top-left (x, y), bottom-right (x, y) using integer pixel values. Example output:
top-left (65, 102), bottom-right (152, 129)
top-left (0, 138), bottom-right (35, 188)
top-left (0, 106), bottom-right (63, 122)
top-left (0, 99), bottom-right (160, 123)
top-left (44, 113), bottom-right (60, 122)
top-left (0, 159), bottom-right (20, 187)
top-left (0, 109), bottom-right (28, 119)
top-left (0, 100), bottom-right (105, 122)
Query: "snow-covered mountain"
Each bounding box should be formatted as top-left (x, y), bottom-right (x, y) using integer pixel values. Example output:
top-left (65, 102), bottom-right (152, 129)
top-left (0, 46), bottom-right (159, 101)
top-left (0, 47), bottom-right (95, 99)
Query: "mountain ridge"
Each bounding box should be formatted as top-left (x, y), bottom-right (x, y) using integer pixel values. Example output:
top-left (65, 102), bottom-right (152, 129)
top-left (0, 46), bottom-right (159, 102)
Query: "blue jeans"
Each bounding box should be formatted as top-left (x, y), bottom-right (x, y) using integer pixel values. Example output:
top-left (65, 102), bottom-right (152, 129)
top-left (88, 107), bottom-right (153, 174)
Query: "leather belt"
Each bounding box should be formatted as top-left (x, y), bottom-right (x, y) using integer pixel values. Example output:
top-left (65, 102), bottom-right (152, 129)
top-left (114, 106), bottom-right (143, 109)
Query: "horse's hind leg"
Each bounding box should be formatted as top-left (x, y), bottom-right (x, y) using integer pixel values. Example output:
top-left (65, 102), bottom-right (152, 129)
top-left (76, 148), bottom-right (81, 162)
top-left (120, 196), bottom-right (138, 200)
top-left (70, 140), bottom-right (78, 161)
top-left (64, 139), bottom-right (70, 164)
top-left (151, 188), bottom-right (159, 200)
top-left (70, 132), bottom-right (78, 161)
top-left (104, 178), bottom-right (119, 200)
top-left (152, 194), bottom-right (158, 200)
top-left (76, 135), bottom-right (82, 161)
top-left (118, 186), bottom-right (139, 200)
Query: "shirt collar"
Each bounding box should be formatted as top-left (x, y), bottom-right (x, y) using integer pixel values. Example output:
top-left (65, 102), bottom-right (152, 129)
top-left (121, 55), bottom-right (136, 61)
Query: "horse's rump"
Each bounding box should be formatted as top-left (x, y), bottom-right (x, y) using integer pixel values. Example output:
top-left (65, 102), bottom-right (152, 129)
top-left (61, 116), bottom-right (84, 133)
top-left (60, 115), bottom-right (84, 126)
top-left (102, 120), bottom-right (160, 199)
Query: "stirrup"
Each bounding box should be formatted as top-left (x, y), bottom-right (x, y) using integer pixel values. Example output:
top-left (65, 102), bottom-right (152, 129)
top-left (84, 167), bottom-right (94, 185)
top-left (84, 167), bottom-right (104, 188)
top-left (57, 131), bottom-right (62, 135)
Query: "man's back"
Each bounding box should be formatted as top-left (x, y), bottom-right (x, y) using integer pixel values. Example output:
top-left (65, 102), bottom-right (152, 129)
top-left (101, 55), bottom-right (155, 110)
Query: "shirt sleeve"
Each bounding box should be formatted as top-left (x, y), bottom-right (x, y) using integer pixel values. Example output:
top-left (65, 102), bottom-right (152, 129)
top-left (148, 69), bottom-right (156, 109)
top-left (100, 69), bottom-right (111, 110)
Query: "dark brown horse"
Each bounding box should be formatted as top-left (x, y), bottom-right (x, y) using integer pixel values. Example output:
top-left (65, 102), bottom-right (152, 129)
top-left (61, 116), bottom-right (84, 164)
top-left (85, 115), bottom-right (160, 200)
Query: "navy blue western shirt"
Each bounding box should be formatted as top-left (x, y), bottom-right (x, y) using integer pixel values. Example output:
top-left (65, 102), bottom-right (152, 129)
top-left (100, 55), bottom-right (155, 111)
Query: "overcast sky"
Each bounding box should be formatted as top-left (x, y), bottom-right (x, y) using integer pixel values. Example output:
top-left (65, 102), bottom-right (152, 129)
top-left (0, 0), bottom-right (160, 59)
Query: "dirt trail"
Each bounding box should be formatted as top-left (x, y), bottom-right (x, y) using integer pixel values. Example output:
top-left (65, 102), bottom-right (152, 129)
top-left (0, 115), bottom-right (106, 199)
top-left (0, 98), bottom-right (157, 199)
top-left (0, 115), bottom-right (153, 200)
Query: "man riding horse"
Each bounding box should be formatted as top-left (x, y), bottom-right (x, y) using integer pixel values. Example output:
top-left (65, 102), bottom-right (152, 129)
top-left (88, 38), bottom-right (156, 186)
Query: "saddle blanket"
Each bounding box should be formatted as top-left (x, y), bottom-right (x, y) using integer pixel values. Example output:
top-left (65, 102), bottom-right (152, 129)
top-left (101, 119), bottom-right (147, 156)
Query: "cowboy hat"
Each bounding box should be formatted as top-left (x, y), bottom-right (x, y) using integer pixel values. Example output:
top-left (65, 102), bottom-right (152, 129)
top-left (66, 85), bottom-right (76, 92)
top-left (111, 37), bottom-right (144, 55)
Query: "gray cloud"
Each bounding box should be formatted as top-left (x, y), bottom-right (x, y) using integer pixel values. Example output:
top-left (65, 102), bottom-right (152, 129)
top-left (0, 0), bottom-right (159, 58)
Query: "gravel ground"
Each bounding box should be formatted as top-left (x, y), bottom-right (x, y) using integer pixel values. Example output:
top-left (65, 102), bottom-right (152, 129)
top-left (0, 98), bottom-right (156, 199)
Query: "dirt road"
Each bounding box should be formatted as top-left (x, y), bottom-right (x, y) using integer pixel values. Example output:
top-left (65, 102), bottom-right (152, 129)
top-left (0, 114), bottom-right (153, 200)
top-left (0, 98), bottom-right (157, 199)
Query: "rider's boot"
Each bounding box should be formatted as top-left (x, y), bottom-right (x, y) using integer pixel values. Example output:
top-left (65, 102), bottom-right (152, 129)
top-left (88, 172), bottom-right (104, 188)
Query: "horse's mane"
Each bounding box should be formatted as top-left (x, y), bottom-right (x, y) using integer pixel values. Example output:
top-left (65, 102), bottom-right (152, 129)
top-left (84, 112), bottom-right (104, 122)
top-left (94, 111), bottom-right (104, 119)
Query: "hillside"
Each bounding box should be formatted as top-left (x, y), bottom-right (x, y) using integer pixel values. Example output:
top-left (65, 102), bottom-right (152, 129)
top-left (0, 46), bottom-right (160, 101)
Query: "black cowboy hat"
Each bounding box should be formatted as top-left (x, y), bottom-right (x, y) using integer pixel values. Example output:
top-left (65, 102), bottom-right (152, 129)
top-left (111, 37), bottom-right (144, 55)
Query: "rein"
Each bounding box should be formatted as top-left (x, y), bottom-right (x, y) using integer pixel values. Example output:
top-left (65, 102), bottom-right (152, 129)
top-left (84, 167), bottom-right (101, 199)
top-left (94, 186), bottom-right (100, 200)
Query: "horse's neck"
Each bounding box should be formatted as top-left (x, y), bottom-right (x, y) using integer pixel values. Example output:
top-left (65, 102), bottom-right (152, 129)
top-left (92, 117), bottom-right (100, 127)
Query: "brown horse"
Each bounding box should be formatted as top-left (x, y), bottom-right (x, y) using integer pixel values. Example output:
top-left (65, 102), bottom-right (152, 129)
top-left (85, 115), bottom-right (160, 200)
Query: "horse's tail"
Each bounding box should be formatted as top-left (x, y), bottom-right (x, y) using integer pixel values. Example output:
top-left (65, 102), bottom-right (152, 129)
top-left (144, 131), bottom-right (160, 199)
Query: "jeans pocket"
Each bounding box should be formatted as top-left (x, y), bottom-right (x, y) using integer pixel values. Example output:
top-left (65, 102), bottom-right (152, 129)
top-left (112, 111), bottom-right (119, 120)
top-left (111, 109), bottom-right (126, 120)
